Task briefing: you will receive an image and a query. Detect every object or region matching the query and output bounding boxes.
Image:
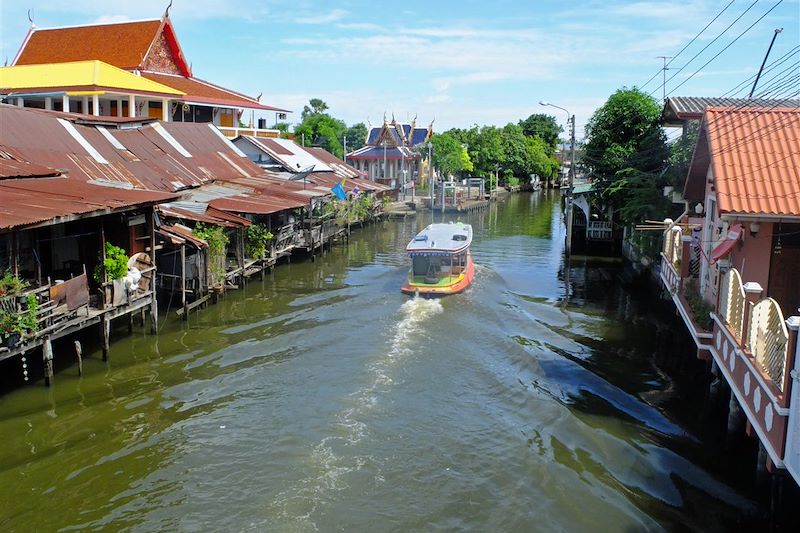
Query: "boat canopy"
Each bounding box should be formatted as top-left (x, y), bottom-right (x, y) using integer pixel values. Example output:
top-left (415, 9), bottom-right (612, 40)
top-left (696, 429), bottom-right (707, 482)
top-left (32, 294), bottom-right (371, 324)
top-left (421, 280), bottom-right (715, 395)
top-left (406, 223), bottom-right (472, 254)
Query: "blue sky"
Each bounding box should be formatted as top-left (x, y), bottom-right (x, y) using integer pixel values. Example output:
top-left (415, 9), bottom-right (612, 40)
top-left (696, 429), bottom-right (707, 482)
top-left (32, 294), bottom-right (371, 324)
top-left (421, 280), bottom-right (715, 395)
top-left (1, 1), bottom-right (798, 138)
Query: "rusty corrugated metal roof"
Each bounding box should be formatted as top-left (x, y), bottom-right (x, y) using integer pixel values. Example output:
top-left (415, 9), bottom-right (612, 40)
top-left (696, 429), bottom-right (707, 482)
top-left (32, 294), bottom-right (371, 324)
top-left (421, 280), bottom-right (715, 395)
top-left (705, 107), bottom-right (800, 217)
top-left (0, 105), bottom-right (263, 192)
top-left (663, 96), bottom-right (800, 124)
top-left (159, 223), bottom-right (208, 248)
top-left (0, 176), bottom-right (177, 230)
top-left (0, 159), bottom-right (61, 179)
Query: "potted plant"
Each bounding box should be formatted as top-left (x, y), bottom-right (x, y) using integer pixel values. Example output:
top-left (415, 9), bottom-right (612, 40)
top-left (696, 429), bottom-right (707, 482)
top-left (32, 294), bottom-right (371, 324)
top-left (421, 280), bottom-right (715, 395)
top-left (93, 242), bottom-right (129, 285)
top-left (0, 294), bottom-right (38, 348)
top-left (0, 271), bottom-right (30, 297)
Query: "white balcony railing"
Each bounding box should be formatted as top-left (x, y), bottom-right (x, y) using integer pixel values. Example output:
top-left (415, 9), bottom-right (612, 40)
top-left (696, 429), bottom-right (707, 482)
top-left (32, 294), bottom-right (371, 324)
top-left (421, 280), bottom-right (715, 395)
top-left (719, 268), bottom-right (746, 340)
top-left (217, 126), bottom-right (281, 139)
top-left (749, 297), bottom-right (790, 391)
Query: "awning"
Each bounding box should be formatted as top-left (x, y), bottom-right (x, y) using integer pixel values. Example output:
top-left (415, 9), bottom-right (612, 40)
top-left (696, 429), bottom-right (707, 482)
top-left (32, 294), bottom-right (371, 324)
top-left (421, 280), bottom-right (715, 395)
top-left (711, 223), bottom-right (743, 262)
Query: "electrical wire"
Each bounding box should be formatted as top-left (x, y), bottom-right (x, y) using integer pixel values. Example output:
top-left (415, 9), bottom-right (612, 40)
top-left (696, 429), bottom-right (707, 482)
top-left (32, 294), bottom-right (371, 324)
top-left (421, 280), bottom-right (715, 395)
top-left (665, 0), bottom-right (786, 98)
top-left (641, 0), bottom-right (739, 89)
top-left (651, 0), bottom-right (761, 97)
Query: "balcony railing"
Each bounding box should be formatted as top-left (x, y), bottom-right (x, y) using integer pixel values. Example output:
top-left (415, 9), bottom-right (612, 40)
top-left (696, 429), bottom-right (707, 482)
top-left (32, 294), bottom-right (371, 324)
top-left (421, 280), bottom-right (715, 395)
top-left (660, 216), bottom-right (800, 473)
top-left (217, 126), bottom-right (281, 139)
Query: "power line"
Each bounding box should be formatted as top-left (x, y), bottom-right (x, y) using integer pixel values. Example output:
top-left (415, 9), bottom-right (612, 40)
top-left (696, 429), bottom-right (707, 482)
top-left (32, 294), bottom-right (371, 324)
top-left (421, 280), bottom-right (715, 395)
top-left (641, 0), bottom-right (738, 89)
top-left (665, 0), bottom-right (785, 98)
top-left (651, 0), bottom-right (761, 98)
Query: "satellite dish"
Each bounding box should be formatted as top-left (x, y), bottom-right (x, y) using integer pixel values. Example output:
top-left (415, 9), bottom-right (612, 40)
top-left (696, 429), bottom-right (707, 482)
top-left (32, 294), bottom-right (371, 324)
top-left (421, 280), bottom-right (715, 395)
top-left (288, 165), bottom-right (315, 181)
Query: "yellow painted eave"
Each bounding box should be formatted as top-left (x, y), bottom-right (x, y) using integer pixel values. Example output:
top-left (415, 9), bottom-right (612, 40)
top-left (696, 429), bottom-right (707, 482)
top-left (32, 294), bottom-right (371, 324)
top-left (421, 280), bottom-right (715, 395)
top-left (0, 60), bottom-right (185, 96)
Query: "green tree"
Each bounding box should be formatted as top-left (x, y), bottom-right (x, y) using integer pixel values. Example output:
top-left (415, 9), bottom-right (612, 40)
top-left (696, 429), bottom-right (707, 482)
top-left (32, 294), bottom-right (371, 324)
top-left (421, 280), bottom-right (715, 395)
top-left (295, 113), bottom-right (347, 158)
top-left (583, 87), bottom-right (669, 224)
top-left (345, 122), bottom-right (368, 153)
top-left (430, 132), bottom-right (473, 177)
top-left (301, 98), bottom-right (329, 120)
top-left (467, 126), bottom-right (505, 177)
top-left (519, 114), bottom-right (562, 153)
top-left (526, 135), bottom-right (560, 181)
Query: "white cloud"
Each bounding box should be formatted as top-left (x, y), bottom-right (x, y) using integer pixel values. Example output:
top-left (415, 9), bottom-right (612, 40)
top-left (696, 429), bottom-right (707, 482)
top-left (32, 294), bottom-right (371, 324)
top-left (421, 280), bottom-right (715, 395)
top-left (426, 94), bottom-right (451, 104)
top-left (294, 9), bottom-right (347, 25)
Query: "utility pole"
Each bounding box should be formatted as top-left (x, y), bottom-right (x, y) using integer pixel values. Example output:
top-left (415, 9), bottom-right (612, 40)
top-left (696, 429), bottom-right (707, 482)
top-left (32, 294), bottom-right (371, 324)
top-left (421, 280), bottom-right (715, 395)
top-left (343, 135), bottom-right (347, 163)
top-left (428, 143), bottom-right (433, 211)
top-left (566, 113), bottom-right (575, 257)
top-left (657, 56), bottom-right (672, 103)
top-left (539, 101), bottom-right (575, 256)
top-left (749, 28), bottom-right (783, 98)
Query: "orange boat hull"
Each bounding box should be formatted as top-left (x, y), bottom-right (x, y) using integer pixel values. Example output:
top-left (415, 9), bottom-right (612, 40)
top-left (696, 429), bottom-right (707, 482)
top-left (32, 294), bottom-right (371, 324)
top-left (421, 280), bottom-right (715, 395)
top-left (401, 258), bottom-right (475, 296)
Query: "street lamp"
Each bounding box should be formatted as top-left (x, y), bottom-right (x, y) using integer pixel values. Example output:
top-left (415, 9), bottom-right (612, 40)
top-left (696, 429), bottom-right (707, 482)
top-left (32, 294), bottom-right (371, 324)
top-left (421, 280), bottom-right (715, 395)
top-left (540, 101), bottom-right (576, 257)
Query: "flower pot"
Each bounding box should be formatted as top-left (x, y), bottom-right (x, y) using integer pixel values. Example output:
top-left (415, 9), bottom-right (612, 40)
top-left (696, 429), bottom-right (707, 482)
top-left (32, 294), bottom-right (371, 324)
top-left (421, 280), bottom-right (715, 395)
top-left (1, 333), bottom-right (20, 348)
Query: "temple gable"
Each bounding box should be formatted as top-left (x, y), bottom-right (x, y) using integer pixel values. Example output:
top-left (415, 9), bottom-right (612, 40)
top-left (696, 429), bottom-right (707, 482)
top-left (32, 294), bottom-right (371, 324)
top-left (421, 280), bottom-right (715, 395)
top-left (141, 30), bottom-right (183, 75)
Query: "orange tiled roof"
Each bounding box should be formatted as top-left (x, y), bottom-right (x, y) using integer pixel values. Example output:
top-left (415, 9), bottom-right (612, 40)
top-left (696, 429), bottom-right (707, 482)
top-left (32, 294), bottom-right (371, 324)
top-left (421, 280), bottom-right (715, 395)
top-left (13, 20), bottom-right (162, 70)
top-left (141, 72), bottom-right (289, 112)
top-left (705, 106), bottom-right (800, 217)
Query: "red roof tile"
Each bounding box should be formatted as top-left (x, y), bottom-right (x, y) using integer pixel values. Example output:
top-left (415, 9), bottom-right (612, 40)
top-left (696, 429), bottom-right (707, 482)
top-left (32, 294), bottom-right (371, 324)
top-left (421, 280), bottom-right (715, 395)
top-left (14, 20), bottom-right (162, 70)
top-left (141, 72), bottom-right (288, 112)
top-left (704, 107), bottom-right (800, 217)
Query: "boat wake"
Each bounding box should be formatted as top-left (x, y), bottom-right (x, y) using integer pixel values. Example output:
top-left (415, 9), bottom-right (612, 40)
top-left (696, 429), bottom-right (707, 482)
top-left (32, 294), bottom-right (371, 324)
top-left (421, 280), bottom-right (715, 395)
top-left (266, 296), bottom-right (443, 529)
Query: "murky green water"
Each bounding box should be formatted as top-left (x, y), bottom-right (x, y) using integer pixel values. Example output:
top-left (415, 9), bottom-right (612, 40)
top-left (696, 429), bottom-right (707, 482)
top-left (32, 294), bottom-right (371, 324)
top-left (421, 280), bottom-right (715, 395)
top-left (0, 193), bottom-right (760, 531)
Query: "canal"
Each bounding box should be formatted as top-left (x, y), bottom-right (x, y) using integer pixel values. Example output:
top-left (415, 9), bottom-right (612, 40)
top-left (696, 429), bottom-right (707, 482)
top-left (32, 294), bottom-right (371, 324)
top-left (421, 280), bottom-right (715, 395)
top-left (0, 192), bottom-right (763, 531)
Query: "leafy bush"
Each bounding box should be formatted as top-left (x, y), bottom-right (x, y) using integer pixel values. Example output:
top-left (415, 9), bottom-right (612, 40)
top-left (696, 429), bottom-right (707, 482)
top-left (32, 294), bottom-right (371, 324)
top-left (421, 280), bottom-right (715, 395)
top-left (193, 223), bottom-right (229, 285)
top-left (682, 278), bottom-right (713, 331)
top-left (246, 224), bottom-right (273, 259)
top-left (93, 242), bottom-right (129, 284)
top-left (0, 272), bottom-right (29, 296)
top-left (507, 176), bottom-right (520, 187)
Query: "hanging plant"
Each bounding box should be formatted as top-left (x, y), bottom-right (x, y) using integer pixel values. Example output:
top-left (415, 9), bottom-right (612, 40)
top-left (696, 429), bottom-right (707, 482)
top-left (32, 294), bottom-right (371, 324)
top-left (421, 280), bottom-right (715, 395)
top-left (245, 224), bottom-right (273, 259)
top-left (93, 242), bottom-right (129, 284)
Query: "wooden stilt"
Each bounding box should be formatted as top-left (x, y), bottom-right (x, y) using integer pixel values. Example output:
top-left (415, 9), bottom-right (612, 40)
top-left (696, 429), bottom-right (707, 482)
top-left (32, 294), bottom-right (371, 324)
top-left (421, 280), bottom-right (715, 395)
top-left (727, 390), bottom-right (746, 440)
top-left (102, 317), bottom-right (110, 361)
top-left (180, 244), bottom-right (187, 320)
top-left (150, 295), bottom-right (158, 333)
top-left (237, 228), bottom-right (245, 289)
top-left (74, 340), bottom-right (83, 376)
top-left (43, 336), bottom-right (54, 386)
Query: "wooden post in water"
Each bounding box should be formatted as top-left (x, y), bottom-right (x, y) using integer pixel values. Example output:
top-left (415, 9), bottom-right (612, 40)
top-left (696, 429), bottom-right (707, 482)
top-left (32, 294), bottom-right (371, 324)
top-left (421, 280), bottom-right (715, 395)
top-left (74, 340), bottom-right (82, 376)
top-left (149, 209), bottom-right (158, 333)
top-left (43, 336), bottom-right (54, 386)
top-left (238, 228), bottom-right (245, 289)
top-left (180, 244), bottom-right (187, 319)
top-left (726, 390), bottom-right (746, 442)
top-left (101, 316), bottom-right (110, 361)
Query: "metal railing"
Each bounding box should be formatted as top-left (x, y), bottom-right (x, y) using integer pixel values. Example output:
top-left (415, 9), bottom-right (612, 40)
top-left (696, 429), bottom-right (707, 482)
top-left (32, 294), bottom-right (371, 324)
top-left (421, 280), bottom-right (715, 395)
top-left (749, 297), bottom-right (790, 391)
top-left (587, 221), bottom-right (612, 240)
